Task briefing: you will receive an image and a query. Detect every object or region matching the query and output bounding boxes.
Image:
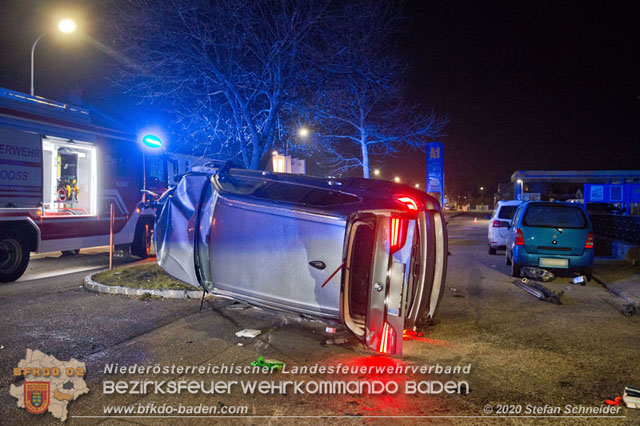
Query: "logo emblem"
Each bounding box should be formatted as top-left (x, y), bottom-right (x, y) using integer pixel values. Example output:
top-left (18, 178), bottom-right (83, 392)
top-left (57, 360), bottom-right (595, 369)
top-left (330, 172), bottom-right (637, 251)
top-left (24, 382), bottom-right (50, 415)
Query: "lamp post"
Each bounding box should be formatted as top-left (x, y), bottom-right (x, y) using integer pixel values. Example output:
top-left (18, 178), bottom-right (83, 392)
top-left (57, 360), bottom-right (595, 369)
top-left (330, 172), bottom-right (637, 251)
top-left (285, 126), bottom-right (310, 157)
top-left (31, 19), bottom-right (76, 96)
top-left (480, 186), bottom-right (484, 206)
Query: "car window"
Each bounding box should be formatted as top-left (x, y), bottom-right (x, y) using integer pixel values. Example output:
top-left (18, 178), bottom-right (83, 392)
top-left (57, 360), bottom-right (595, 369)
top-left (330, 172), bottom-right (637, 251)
top-left (497, 205), bottom-right (518, 220)
top-left (523, 205), bottom-right (587, 228)
top-left (217, 175), bottom-right (359, 207)
top-left (512, 206), bottom-right (522, 225)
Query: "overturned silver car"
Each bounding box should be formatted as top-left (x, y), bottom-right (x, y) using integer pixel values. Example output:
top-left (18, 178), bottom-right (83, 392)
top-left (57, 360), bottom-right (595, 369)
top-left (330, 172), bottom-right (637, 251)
top-left (154, 165), bottom-right (447, 355)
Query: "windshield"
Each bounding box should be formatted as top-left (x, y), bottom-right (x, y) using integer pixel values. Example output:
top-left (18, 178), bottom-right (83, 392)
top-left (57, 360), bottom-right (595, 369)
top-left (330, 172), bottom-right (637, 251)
top-left (523, 205), bottom-right (587, 229)
top-left (497, 205), bottom-right (518, 220)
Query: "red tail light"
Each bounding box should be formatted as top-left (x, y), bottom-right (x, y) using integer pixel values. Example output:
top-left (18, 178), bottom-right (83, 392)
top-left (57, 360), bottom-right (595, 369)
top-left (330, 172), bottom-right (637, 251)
top-left (397, 196), bottom-right (418, 211)
top-left (379, 322), bottom-right (397, 354)
top-left (514, 228), bottom-right (525, 246)
top-left (585, 232), bottom-right (594, 249)
top-left (492, 220), bottom-right (508, 228)
top-left (389, 217), bottom-right (408, 254)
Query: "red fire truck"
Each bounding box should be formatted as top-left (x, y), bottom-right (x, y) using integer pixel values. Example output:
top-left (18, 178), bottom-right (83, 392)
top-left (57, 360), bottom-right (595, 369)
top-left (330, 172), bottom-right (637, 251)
top-left (0, 88), bottom-right (174, 282)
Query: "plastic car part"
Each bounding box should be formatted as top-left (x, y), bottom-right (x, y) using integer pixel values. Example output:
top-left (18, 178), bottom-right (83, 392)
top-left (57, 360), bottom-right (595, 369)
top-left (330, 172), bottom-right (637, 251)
top-left (513, 278), bottom-right (563, 305)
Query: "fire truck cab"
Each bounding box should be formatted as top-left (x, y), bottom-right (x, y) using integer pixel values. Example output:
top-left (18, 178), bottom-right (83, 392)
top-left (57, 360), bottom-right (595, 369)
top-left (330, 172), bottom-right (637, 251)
top-left (0, 88), bottom-right (159, 282)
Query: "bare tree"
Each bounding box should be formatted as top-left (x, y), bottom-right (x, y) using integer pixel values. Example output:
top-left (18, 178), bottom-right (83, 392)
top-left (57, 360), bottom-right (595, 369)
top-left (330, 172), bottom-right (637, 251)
top-left (309, 1), bottom-right (447, 178)
top-left (104, 0), bottom-right (327, 168)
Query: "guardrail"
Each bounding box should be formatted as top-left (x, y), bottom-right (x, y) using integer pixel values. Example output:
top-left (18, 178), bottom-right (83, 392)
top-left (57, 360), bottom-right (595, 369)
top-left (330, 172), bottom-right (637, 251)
top-left (590, 214), bottom-right (640, 244)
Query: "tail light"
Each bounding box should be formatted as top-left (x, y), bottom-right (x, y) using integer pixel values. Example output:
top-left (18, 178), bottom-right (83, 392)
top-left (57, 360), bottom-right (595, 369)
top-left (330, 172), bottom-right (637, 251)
top-left (514, 228), bottom-right (525, 246)
top-left (585, 232), bottom-right (594, 249)
top-left (397, 196), bottom-right (418, 211)
top-left (492, 220), bottom-right (508, 228)
top-left (379, 322), bottom-right (397, 354)
top-left (389, 217), bottom-right (409, 254)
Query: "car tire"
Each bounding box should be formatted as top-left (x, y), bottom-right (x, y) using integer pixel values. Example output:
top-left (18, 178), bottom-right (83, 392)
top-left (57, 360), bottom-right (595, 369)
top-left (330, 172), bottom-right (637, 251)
top-left (488, 246), bottom-right (497, 255)
top-left (510, 261), bottom-right (521, 278)
top-left (0, 230), bottom-right (30, 283)
top-left (131, 219), bottom-right (153, 259)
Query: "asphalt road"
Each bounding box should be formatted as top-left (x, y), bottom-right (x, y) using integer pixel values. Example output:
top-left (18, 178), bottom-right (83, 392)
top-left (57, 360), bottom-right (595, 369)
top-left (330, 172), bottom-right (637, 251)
top-left (1, 215), bottom-right (638, 425)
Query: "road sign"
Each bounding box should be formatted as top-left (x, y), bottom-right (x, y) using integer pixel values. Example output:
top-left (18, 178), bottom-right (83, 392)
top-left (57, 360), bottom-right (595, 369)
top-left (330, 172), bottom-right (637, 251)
top-left (426, 142), bottom-right (444, 207)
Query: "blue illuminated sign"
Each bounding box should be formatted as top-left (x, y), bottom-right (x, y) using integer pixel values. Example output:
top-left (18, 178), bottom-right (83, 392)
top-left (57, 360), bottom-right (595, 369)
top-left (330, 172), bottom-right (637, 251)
top-left (426, 142), bottom-right (444, 207)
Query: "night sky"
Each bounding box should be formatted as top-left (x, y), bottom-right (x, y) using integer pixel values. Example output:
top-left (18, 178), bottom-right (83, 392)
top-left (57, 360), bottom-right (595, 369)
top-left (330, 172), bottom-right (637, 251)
top-left (1, 1), bottom-right (639, 199)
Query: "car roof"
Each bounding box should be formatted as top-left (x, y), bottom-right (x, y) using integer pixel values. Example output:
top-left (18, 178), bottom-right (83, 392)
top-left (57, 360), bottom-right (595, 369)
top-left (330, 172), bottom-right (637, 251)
top-left (497, 200), bottom-right (523, 207)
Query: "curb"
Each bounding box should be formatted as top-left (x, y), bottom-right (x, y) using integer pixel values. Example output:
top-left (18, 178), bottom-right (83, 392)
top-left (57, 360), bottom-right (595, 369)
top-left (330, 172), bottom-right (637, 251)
top-left (83, 271), bottom-right (203, 299)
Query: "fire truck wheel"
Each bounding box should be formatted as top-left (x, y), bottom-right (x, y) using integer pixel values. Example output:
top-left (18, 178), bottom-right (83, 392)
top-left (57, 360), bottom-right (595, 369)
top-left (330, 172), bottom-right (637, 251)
top-left (132, 219), bottom-right (153, 259)
top-left (0, 230), bottom-right (30, 283)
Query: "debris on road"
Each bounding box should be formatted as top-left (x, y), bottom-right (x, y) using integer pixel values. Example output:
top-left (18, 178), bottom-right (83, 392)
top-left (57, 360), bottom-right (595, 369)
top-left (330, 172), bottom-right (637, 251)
top-left (624, 386), bottom-right (640, 409)
top-left (513, 278), bottom-right (563, 305)
top-left (227, 302), bottom-right (251, 310)
top-left (235, 329), bottom-right (262, 338)
top-left (325, 337), bottom-right (348, 345)
top-left (572, 275), bottom-right (587, 286)
top-left (251, 356), bottom-right (285, 371)
top-left (449, 287), bottom-right (464, 297)
top-left (325, 326), bottom-right (336, 334)
top-left (605, 396), bottom-right (624, 406)
top-left (522, 267), bottom-right (556, 282)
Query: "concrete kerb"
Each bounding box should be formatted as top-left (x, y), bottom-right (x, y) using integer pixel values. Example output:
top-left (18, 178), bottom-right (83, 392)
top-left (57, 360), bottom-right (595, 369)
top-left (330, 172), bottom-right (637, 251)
top-left (83, 271), bottom-right (204, 300)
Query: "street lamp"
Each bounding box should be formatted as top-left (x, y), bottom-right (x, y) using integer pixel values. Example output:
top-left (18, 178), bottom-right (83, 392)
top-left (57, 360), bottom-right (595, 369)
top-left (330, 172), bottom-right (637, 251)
top-left (298, 127), bottom-right (310, 138)
top-left (415, 183), bottom-right (420, 188)
top-left (285, 126), bottom-right (310, 157)
top-left (516, 179), bottom-right (524, 201)
top-left (394, 177), bottom-right (401, 183)
top-left (480, 186), bottom-right (484, 206)
top-left (373, 169), bottom-right (380, 176)
top-left (31, 18), bottom-right (76, 96)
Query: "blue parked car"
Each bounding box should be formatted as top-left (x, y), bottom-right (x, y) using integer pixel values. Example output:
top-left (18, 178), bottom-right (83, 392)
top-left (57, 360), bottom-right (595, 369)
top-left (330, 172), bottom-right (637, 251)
top-left (505, 201), bottom-right (594, 280)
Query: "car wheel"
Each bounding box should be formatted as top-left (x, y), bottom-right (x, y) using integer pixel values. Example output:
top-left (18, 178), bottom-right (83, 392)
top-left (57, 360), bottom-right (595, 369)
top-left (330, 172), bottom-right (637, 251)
top-left (0, 230), bottom-right (30, 283)
top-left (488, 246), bottom-right (497, 255)
top-left (132, 219), bottom-right (153, 259)
top-left (511, 261), bottom-right (521, 278)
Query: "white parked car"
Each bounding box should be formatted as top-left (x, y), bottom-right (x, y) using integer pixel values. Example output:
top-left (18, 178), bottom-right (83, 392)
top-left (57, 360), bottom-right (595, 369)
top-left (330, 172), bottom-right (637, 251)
top-left (488, 200), bottom-right (522, 254)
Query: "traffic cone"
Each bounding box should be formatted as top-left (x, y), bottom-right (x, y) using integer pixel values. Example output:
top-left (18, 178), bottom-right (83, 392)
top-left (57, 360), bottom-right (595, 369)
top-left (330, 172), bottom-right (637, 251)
top-left (474, 217), bottom-right (478, 224)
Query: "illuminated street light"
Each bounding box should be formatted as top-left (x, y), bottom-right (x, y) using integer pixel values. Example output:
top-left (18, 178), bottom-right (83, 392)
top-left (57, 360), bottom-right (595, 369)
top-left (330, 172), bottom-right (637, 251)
top-left (373, 169), bottom-right (380, 176)
top-left (31, 18), bottom-right (77, 96)
top-left (298, 127), bottom-right (310, 138)
top-left (414, 183), bottom-right (420, 188)
top-left (480, 186), bottom-right (485, 206)
top-left (394, 177), bottom-right (401, 183)
top-left (58, 19), bottom-right (76, 33)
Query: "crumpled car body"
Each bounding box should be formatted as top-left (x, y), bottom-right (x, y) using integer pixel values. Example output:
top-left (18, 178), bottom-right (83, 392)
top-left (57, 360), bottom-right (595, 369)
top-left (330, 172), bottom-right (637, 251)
top-left (154, 168), bottom-right (447, 355)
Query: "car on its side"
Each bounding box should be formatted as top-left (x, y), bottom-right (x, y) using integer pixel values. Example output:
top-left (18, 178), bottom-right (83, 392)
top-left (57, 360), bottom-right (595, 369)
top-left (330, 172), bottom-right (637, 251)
top-left (152, 165), bottom-right (448, 356)
top-left (505, 201), bottom-right (594, 279)
top-left (487, 200), bottom-right (522, 254)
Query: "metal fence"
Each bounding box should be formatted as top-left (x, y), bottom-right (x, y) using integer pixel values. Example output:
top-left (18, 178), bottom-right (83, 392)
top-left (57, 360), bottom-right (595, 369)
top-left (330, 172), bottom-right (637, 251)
top-left (590, 214), bottom-right (640, 244)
